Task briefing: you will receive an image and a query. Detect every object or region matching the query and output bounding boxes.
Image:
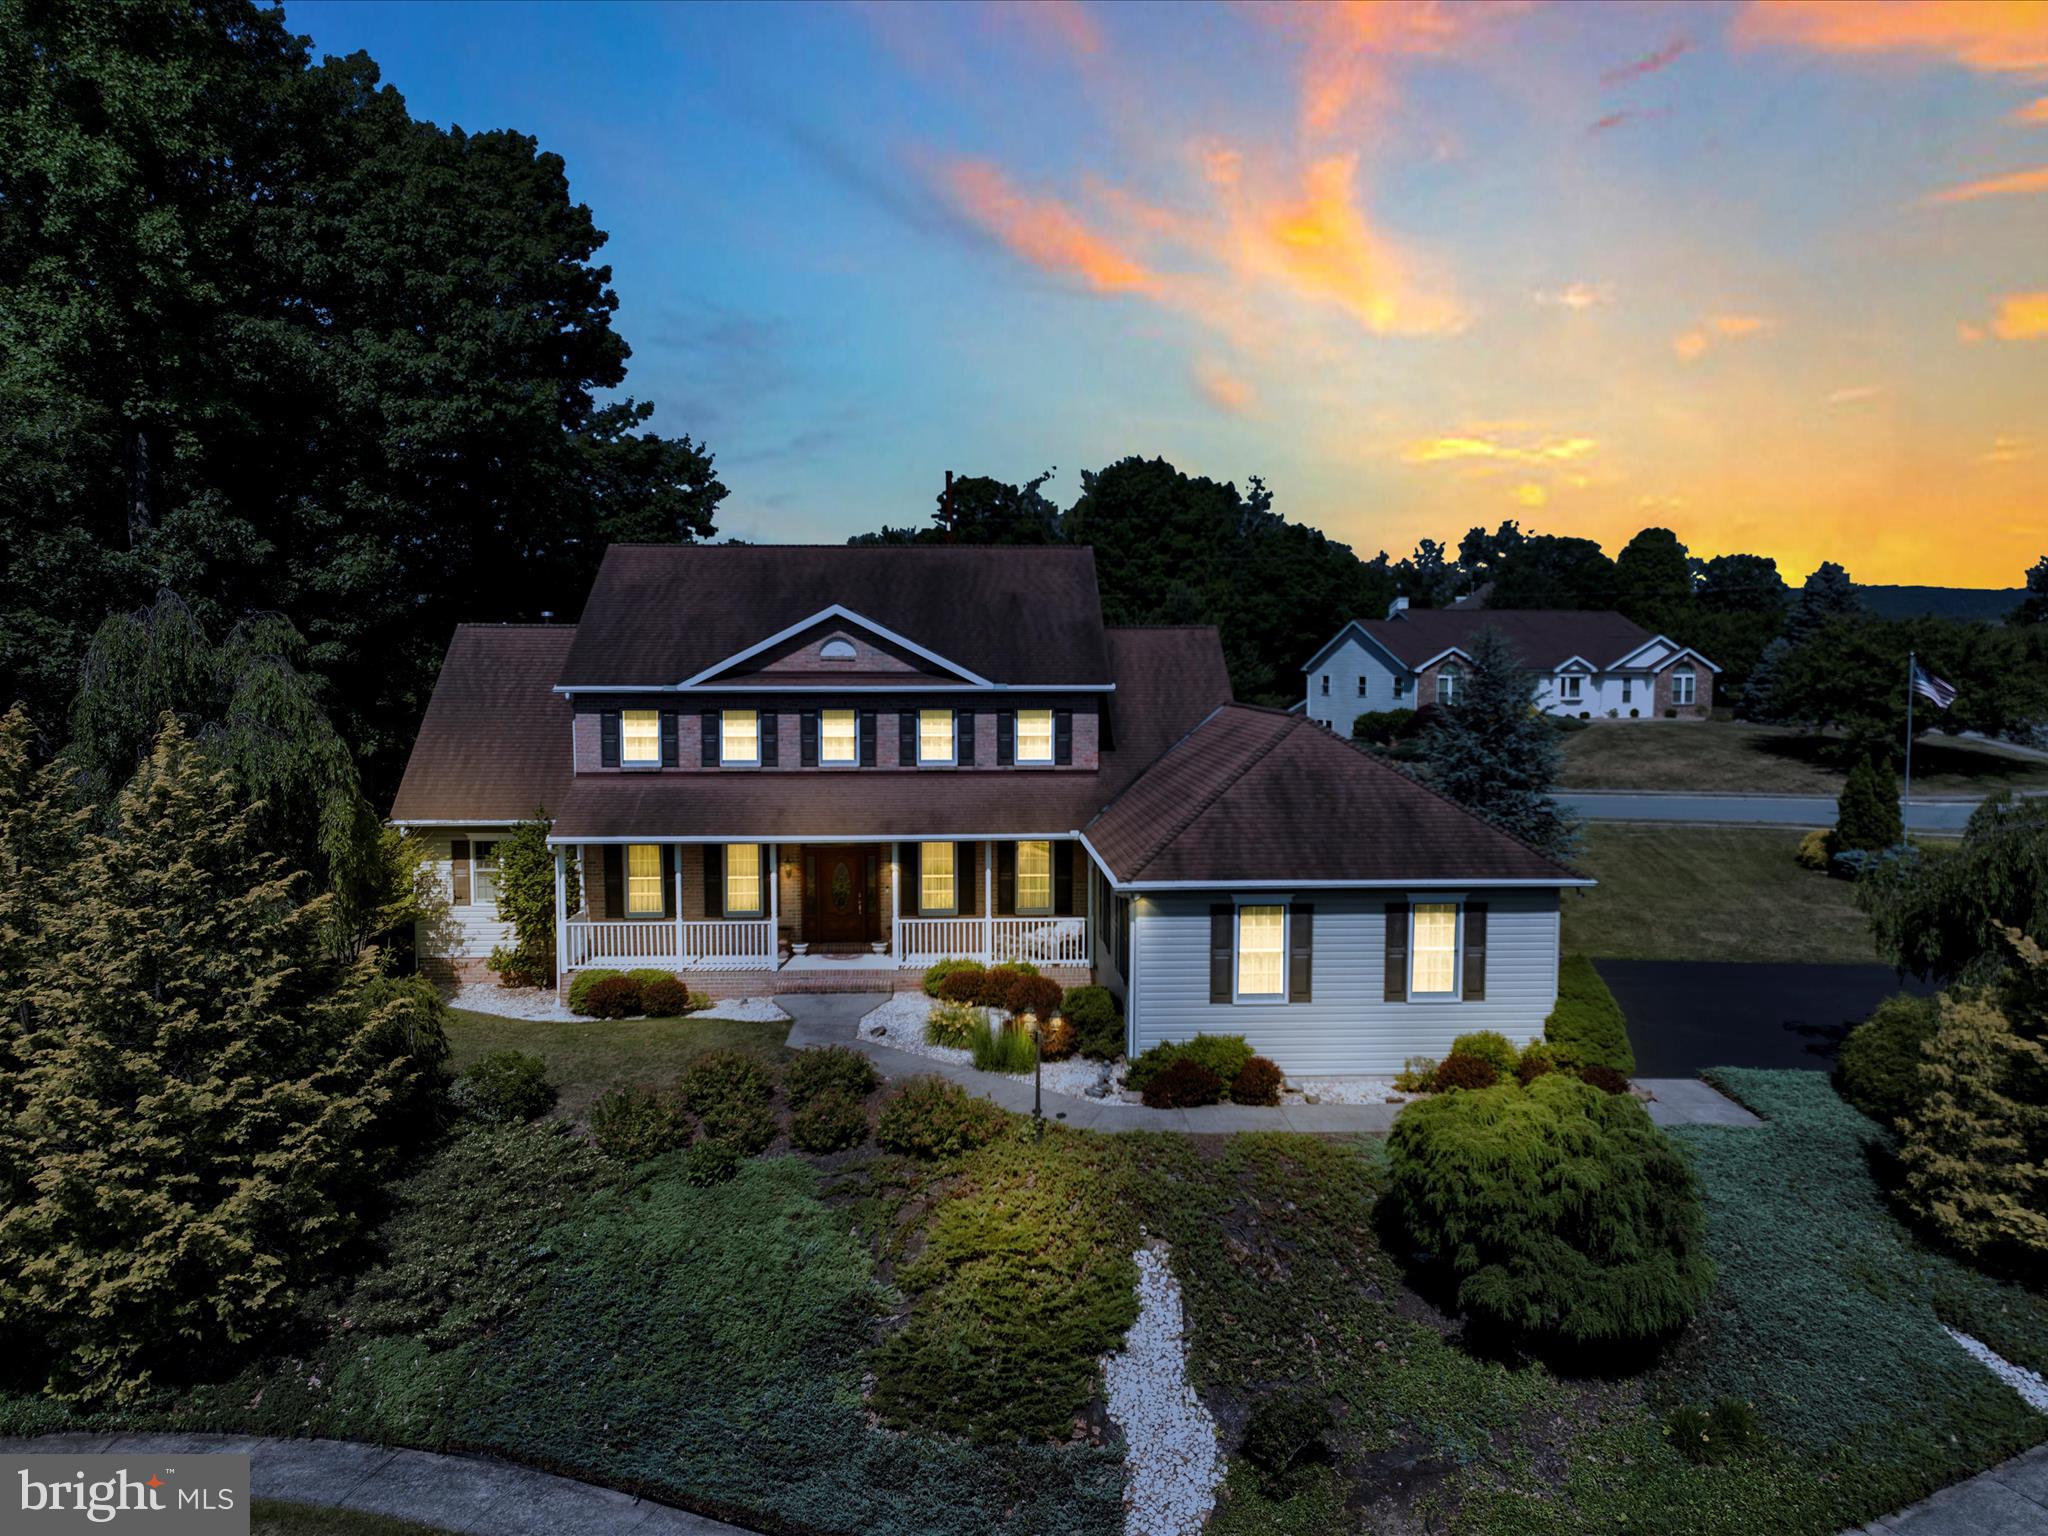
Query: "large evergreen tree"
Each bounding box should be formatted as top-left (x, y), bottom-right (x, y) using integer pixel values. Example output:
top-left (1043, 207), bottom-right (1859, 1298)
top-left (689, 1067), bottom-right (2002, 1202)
top-left (1417, 628), bottom-right (1578, 861)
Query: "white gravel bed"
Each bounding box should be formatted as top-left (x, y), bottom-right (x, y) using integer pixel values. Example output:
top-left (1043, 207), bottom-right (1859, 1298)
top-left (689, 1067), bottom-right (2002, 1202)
top-left (1282, 1075), bottom-right (1417, 1106)
top-left (693, 996), bottom-right (791, 1023)
top-left (859, 992), bottom-right (1125, 1099)
top-left (1102, 1244), bottom-right (1222, 1536)
top-left (1947, 1325), bottom-right (2048, 1413)
top-left (446, 983), bottom-right (786, 1025)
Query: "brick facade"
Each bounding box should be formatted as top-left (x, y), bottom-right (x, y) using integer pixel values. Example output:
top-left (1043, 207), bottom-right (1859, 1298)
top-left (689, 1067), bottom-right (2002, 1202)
top-left (1653, 662), bottom-right (1713, 719)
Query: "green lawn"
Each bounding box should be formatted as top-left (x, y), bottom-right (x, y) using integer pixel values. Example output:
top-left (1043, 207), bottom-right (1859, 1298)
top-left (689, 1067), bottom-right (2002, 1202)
top-left (1563, 823), bottom-right (1880, 963)
top-left (1559, 720), bottom-right (2048, 797)
top-left (252, 1503), bottom-right (450, 1536)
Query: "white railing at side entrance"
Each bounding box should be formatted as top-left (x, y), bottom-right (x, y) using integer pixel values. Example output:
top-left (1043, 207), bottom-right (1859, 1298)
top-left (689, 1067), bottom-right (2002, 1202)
top-left (561, 918), bottom-right (775, 971)
top-left (896, 917), bottom-right (983, 967)
top-left (896, 915), bottom-right (1086, 967)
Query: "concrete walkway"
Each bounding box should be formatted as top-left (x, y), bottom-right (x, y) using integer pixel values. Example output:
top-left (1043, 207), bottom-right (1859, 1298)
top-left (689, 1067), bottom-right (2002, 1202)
top-left (1845, 1442), bottom-right (2048, 1535)
top-left (0, 1432), bottom-right (755, 1535)
top-left (783, 994), bottom-right (1762, 1131)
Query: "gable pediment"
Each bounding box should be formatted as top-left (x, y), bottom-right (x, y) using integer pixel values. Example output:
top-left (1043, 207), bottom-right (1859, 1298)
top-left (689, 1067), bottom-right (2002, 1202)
top-left (685, 605), bottom-right (989, 687)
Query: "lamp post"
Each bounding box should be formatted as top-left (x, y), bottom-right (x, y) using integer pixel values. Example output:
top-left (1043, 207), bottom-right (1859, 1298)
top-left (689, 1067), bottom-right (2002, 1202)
top-left (1027, 1011), bottom-right (1044, 1141)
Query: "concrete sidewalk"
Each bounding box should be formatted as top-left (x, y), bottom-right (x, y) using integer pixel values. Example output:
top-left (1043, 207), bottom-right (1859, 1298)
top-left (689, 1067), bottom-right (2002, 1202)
top-left (1845, 1442), bottom-right (2048, 1535)
top-left (783, 994), bottom-right (1762, 1132)
top-left (0, 1432), bottom-right (754, 1535)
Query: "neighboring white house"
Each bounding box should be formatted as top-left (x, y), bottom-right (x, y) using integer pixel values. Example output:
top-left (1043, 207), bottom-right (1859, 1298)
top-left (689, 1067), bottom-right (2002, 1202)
top-left (1302, 599), bottom-right (1720, 737)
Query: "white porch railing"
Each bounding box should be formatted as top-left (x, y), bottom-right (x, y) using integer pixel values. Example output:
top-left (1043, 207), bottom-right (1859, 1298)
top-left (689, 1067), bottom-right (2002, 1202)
top-left (562, 918), bottom-right (776, 971)
top-left (991, 916), bottom-right (1088, 966)
top-left (896, 918), bottom-right (984, 967)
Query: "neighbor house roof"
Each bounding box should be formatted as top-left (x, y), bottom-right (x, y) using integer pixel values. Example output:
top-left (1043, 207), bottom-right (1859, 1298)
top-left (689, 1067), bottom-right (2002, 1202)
top-left (389, 626), bottom-right (576, 824)
top-left (556, 544), bottom-right (1115, 690)
top-left (1083, 704), bottom-right (1585, 887)
top-left (1356, 609), bottom-right (1664, 671)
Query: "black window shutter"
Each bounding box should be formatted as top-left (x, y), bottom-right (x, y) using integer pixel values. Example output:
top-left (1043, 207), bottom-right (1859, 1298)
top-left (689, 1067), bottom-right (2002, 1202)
top-left (757, 843), bottom-right (771, 914)
top-left (913, 841), bottom-right (926, 914)
top-left (1463, 902), bottom-right (1488, 1001)
top-left (957, 710), bottom-right (975, 767)
top-left (600, 713), bottom-right (620, 768)
top-left (898, 711), bottom-right (915, 766)
top-left (997, 712), bottom-right (1015, 765)
top-left (604, 845), bottom-right (624, 919)
top-left (761, 712), bottom-right (779, 766)
top-left (1209, 905), bottom-right (1234, 1004)
top-left (1055, 709), bottom-right (1074, 765)
top-left (703, 844), bottom-right (722, 916)
top-left (1289, 904), bottom-right (1314, 1003)
top-left (1054, 841), bottom-right (1075, 915)
top-left (1097, 699), bottom-right (1115, 753)
top-left (700, 711), bottom-right (719, 767)
top-left (996, 841), bottom-right (1015, 915)
top-left (957, 841), bottom-right (976, 915)
top-left (660, 712), bottom-right (679, 767)
top-left (1383, 902), bottom-right (1409, 1002)
top-left (450, 838), bottom-right (471, 904)
top-left (800, 712), bottom-right (819, 767)
top-left (660, 845), bottom-right (677, 920)
top-left (859, 711), bottom-right (877, 767)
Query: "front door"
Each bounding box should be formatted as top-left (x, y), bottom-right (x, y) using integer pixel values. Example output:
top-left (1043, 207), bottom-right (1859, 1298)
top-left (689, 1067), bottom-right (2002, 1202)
top-left (810, 845), bottom-right (875, 946)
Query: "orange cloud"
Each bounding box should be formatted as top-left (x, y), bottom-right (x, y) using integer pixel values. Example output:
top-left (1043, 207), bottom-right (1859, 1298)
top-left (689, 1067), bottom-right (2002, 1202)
top-left (1735, 2), bottom-right (2048, 75)
top-left (1536, 282), bottom-right (1611, 309)
top-left (938, 161), bottom-right (1157, 295)
top-left (1926, 163), bottom-right (2048, 202)
top-left (1712, 313), bottom-right (1771, 335)
top-left (1403, 433), bottom-right (1598, 465)
top-left (1191, 357), bottom-right (1254, 415)
top-left (1991, 291), bottom-right (2048, 338)
top-left (1674, 312), bottom-right (1774, 359)
top-left (1253, 0), bottom-right (1509, 136)
top-left (1603, 37), bottom-right (1691, 85)
top-left (989, 0), bottom-right (1103, 58)
top-left (1512, 482), bottom-right (1549, 507)
top-left (2019, 94), bottom-right (2048, 120)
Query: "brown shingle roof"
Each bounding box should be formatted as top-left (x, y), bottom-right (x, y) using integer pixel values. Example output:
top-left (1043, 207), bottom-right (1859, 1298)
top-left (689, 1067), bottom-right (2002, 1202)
top-left (1084, 704), bottom-right (1584, 886)
top-left (558, 544), bottom-right (1114, 689)
top-left (1359, 609), bottom-right (1658, 670)
top-left (389, 626), bottom-right (575, 824)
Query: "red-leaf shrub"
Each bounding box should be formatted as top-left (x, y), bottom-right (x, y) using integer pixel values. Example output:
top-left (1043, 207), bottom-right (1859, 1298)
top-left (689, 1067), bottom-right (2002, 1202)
top-left (1231, 1056), bottom-right (1284, 1106)
top-left (936, 967), bottom-right (987, 1005)
top-left (1432, 1052), bottom-right (1500, 1092)
top-left (1009, 974), bottom-right (1064, 1021)
top-left (582, 974), bottom-right (644, 1019)
top-left (639, 976), bottom-right (697, 1017)
top-left (1141, 1058), bottom-right (1225, 1108)
top-left (1577, 1062), bottom-right (1632, 1095)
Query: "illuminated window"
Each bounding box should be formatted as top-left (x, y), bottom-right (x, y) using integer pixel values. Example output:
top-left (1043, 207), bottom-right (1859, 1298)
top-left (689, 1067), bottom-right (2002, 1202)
top-left (472, 841), bottom-right (500, 909)
top-left (626, 844), bottom-right (664, 916)
top-left (725, 842), bottom-right (762, 916)
top-left (1672, 665), bottom-right (1696, 706)
top-left (721, 709), bottom-right (759, 765)
top-left (621, 710), bottom-right (660, 765)
top-left (918, 709), bottom-right (955, 765)
top-left (1016, 840), bottom-right (1051, 913)
top-left (821, 708), bottom-right (857, 765)
top-left (1015, 708), bottom-right (1053, 764)
top-left (1237, 906), bottom-right (1285, 999)
top-left (1436, 667), bottom-right (1461, 707)
top-left (920, 841), bottom-right (955, 913)
top-left (1411, 903), bottom-right (1460, 996)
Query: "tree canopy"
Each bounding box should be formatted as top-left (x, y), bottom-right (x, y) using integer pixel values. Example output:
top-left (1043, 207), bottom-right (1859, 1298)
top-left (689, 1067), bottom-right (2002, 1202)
top-left (1416, 627), bottom-right (1578, 862)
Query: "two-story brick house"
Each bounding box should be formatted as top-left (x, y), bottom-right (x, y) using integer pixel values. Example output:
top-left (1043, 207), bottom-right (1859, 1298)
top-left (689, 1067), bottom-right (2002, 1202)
top-left (391, 544), bottom-right (1592, 1071)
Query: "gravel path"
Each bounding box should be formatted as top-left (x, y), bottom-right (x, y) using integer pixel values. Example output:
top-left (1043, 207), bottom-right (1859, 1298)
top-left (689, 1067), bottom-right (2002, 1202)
top-left (1102, 1245), bottom-right (1223, 1536)
top-left (448, 984), bottom-right (788, 1026)
top-left (859, 992), bottom-right (1123, 1099)
top-left (1946, 1326), bottom-right (2048, 1413)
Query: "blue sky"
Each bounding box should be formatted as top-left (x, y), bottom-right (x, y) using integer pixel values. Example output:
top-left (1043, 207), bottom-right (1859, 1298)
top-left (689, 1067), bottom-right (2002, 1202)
top-left (291, 2), bottom-right (2048, 584)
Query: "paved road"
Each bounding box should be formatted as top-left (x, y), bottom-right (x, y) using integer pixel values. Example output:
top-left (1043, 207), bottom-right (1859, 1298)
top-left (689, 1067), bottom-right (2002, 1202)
top-left (1596, 959), bottom-right (1936, 1077)
top-left (1562, 790), bottom-right (1998, 831)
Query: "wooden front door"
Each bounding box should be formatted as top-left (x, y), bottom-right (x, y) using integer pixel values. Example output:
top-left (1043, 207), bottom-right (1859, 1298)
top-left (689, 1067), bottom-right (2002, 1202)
top-left (808, 845), bottom-right (877, 946)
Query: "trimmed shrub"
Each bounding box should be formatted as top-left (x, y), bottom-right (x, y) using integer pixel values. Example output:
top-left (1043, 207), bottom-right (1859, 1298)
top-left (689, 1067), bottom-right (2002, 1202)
top-left (1577, 1062), bottom-right (1632, 1095)
top-left (977, 961), bottom-right (1039, 1011)
top-left (626, 967), bottom-right (676, 988)
top-left (924, 1000), bottom-right (985, 1049)
top-left (453, 1051), bottom-right (555, 1123)
top-left (790, 1088), bottom-right (870, 1153)
top-left (1350, 708), bottom-right (1415, 747)
top-left (937, 967), bottom-right (988, 1005)
top-left (969, 1016), bottom-right (1038, 1074)
top-left (1432, 1052), bottom-right (1500, 1092)
top-left (638, 975), bottom-right (697, 1017)
top-left (567, 968), bottom-right (622, 1016)
top-left (877, 1077), bottom-right (1011, 1159)
top-left (678, 1138), bottom-right (740, 1187)
top-left (922, 958), bottom-right (980, 998)
top-left (1141, 1057), bottom-right (1225, 1108)
top-left (1037, 1013), bottom-right (1076, 1061)
top-left (1516, 1044), bottom-right (1559, 1085)
top-left (698, 1099), bottom-right (776, 1155)
top-left (580, 974), bottom-right (644, 1019)
top-left (1394, 1056), bottom-right (1438, 1092)
top-left (1008, 973), bottom-right (1065, 1021)
top-left (588, 1086), bottom-right (690, 1162)
top-left (785, 1045), bottom-right (879, 1109)
top-left (1450, 1030), bottom-right (1519, 1076)
top-left (1063, 985), bottom-right (1124, 1060)
top-left (680, 1051), bottom-right (775, 1151)
top-left (1795, 828), bottom-right (1835, 871)
top-left (1239, 1388), bottom-right (1335, 1497)
top-left (1836, 756), bottom-right (1903, 853)
top-left (1664, 1398), bottom-right (1761, 1466)
top-left (1385, 1073), bottom-right (1713, 1349)
top-left (1544, 955), bottom-right (1634, 1074)
top-left (1126, 1033), bottom-right (1254, 1095)
top-left (1837, 992), bottom-right (1940, 1128)
top-left (1231, 1056), bottom-right (1284, 1106)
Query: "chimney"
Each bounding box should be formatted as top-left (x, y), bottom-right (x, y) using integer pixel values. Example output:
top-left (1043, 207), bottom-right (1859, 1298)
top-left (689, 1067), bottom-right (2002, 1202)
top-left (1387, 596), bottom-right (1410, 620)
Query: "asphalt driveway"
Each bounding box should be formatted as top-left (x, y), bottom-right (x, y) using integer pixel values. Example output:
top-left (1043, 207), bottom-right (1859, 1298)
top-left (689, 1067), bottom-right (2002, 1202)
top-left (1595, 959), bottom-right (1937, 1078)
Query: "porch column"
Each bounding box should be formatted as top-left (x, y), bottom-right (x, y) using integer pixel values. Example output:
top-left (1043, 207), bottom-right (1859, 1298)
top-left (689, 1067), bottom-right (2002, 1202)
top-left (768, 842), bottom-right (780, 967)
top-left (983, 839), bottom-right (994, 964)
top-left (674, 845), bottom-right (685, 968)
top-left (891, 842), bottom-right (901, 959)
top-left (553, 846), bottom-right (569, 987)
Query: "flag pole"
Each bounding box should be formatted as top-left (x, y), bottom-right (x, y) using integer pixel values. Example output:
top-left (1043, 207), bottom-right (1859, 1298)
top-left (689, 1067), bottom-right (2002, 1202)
top-left (1903, 650), bottom-right (1915, 827)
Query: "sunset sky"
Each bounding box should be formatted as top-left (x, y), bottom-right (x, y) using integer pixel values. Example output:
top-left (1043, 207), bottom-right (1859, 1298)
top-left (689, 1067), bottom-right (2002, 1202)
top-left (296, 0), bottom-right (2048, 587)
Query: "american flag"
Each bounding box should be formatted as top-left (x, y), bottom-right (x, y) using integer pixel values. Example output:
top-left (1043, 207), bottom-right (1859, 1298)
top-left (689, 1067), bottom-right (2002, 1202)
top-left (1912, 662), bottom-right (1957, 710)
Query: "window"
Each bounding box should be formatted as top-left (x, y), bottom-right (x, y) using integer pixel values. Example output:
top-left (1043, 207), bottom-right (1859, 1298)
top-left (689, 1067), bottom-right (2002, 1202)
top-left (472, 840), bottom-right (500, 909)
top-left (1394, 674), bottom-right (1409, 700)
top-left (1436, 667), bottom-right (1460, 707)
top-left (1320, 674), bottom-right (1330, 696)
top-left (721, 709), bottom-right (760, 765)
top-left (1622, 678), bottom-right (1633, 704)
top-left (1357, 676), bottom-right (1367, 697)
top-left (820, 708), bottom-right (857, 765)
top-left (626, 843), bottom-right (664, 916)
top-left (920, 841), bottom-right (955, 913)
top-left (725, 842), bottom-right (762, 916)
top-left (621, 710), bottom-right (660, 766)
top-left (1410, 903), bottom-right (1460, 997)
top-left (918, 709), bottom-right (955, 765)
top-left (1559, 675), bottom-right (1582, 703)
top-left (1237, 905), bottom-right (1285, 999)
top-left (819, 636), bottom-right (857, 661)
top-left (1016, 840), bottom-right (1051, 913)
top-left (1672, 665), bottom-right (1696, 706)
top-left (1016, 708), bottom-right (1053, 764)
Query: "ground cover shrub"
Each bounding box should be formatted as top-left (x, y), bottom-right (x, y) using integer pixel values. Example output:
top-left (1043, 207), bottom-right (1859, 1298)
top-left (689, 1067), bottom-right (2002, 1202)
top-left (678, 1139), bottom-right (740, 1187)
top-left (1662, 1397), bottom-right (1761, 1465)
top-left (1795, 828), bottom-right (1834, 871)
top-left (637, 976), bottom-right (698, 1017)
top-left (1386, 1074), bottom-right (1712, 1350)
top-left (588, 1085), bottom-right (691, 1162)
top-left (1062, 985), bottom-right (1124, 1060)
top-left (785, 1045), bottom-right (878, 1108)
top-left (1008, 973), bottom-right (1064, 1020)
top-left (936, 966), bottom-right (987, 1005)
top-left (1431, 1052), bottom-right (1499, 1092)
top-left (1393, 1055), bottom-right (1437, 1092)
top-left (1142, 1057), bottom-right (1226, 1108)
top-left (453, 1050), bottom-right (555, 1123)
top-left (1544, 954), bottom-right (1634, 1073)
top-left (1036, 1013), bottom-right (1076, 1060)
top-left (1231, 1056), bottom-right (1284, 1106)
top-left (1450, 1030), bottom-right (1520, 1075)
top-left (968, 1015), bottom-right (1039, 1074)
top-left (1239, 1388), bottom-right (1335, 1496)
top-left (876, 1077), bottom-right (1011, 1159)
top-left (1577, 1062), bottom-right (1632, 1094)
top-left (922, 957), bottom-right (981, 997)
top-left (1836, 993), bottom-right (1940, 1128)
top-left (923, 1000), bottom-right (985, 1049)
top-left (566, 968), bottom-right (622, 1015)
top-left (1126, 1033), bottom-right (1253, 1095)
top-left (580, 974), bottom-right (644, 1019)
top-left (790, 1089), bottom-right (870, 1153)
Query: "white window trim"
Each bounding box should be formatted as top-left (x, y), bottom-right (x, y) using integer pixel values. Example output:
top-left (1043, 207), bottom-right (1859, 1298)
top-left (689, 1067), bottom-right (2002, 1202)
top-left (724, 842), bottom-right (764, 916)
top-left (1671, 667), bottom-right (1697, 706)
top-left (820, 708), bottom-right (858, 766)
top-left (1408, 896), bottom-right (1465, 1003)
top-left (625, 843), bottom-right (665, 917)
top-left (917, 708), bottom-right (957, 767)
top-left (1015, 839), bottom-right (1053, 916)
top-left (1558, 675), bottom-right (1582, 702)
top-left (1233, 894), bottom-right (1290, 1006)
top-left (620, 709), bottom-right (661, 767)
top-left (1437, 670), bottom-right (1460, 707)
top-left (1015, 708), bottom-right (1054, 765)
top-left (469, 840), bottom-right (501, 911)
top-left (721, 708), bottom-right (761, 767)
top-left (919, 841), bottom-right (958, 915)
